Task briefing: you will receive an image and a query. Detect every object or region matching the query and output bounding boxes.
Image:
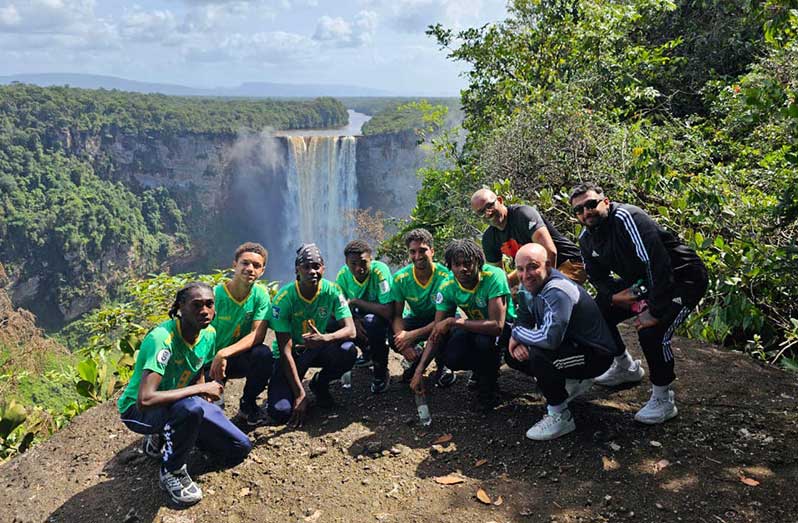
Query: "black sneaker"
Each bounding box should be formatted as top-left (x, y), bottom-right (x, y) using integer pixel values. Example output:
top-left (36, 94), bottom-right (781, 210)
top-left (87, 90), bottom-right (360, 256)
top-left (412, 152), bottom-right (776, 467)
top-left (237, 402), bottom-right (269, 427)
top-left (433, 366), bottom-right (457, 388)
top-left (309, 373), bottom-right (336, 408)
top-left (370, 369), bottom-right (391, 394)
top-left (159, 464), bottom-right (202, 506)
top-left (142, 433), bottom-right (164, 460)
top-left (354, 353), bottom-right (373, 368)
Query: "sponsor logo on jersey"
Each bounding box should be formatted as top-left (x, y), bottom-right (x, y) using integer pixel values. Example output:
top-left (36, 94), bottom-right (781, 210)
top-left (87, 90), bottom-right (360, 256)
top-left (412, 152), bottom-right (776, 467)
top-left (379, 280), bottom-right (390, 294)
top-left (156, 349), bottom-right (171, 365)
top-left (672, 296), bottom-right (683, 305)
top-left (435, 292), bottom-right (444, 304)
top-left (218, 315), bottom-right (232, 321)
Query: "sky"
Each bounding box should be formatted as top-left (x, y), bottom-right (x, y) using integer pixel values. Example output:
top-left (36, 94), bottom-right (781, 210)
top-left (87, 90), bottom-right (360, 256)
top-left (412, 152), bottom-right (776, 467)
top-left (0, 0), bottom-right (509, 96)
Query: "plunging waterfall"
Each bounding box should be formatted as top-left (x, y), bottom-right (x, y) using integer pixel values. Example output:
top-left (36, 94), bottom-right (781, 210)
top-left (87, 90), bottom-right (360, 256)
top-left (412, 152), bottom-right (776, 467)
top-left (283, 135), bottom-right (358, 273)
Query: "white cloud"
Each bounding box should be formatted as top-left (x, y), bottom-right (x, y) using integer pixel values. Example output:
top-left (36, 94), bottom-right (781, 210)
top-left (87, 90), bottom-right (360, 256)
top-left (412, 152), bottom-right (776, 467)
top-left (312, 10), bottom-right (377, 48)
top-left (120, 8), bottom-right (181, 45)
top-left (186, 30), bottom-right (317, 64)
top-left (0, 0), bottom-right (98, 33)
top-left (0, 5), bottom-right (21, 27)
top-left (363, 0), bottom-right (503, 33)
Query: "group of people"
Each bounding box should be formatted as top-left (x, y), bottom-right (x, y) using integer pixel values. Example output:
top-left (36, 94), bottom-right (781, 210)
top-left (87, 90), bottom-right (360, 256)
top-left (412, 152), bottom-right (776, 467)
top-left (118, 181), bottom-right (708, 506)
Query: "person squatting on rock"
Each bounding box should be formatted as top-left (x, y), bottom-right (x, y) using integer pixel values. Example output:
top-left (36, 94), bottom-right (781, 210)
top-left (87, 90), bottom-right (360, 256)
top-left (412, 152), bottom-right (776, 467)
top-left (335, 240), bottom-right (394, 393)
top-left (504, 244), bottom-right (618, 440)
top-left (571, 182), bottom-right (708, 424)
top-left (471, 188), bottom-right (587, 285)
top-left (267, 243), bottom-right (357, 427)
top-left (390, 228), bottom-right (455, 386)
top-left (207, 242), bottom-right (275, 426)
top-left (410, 239), bottom-right (515, 412)
top-left (118, 282), bottom-right (251, 507)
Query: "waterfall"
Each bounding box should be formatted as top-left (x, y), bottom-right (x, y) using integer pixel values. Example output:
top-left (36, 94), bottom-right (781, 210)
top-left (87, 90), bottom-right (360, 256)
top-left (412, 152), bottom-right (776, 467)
top-left (283, 135), bottom-right (358, 274)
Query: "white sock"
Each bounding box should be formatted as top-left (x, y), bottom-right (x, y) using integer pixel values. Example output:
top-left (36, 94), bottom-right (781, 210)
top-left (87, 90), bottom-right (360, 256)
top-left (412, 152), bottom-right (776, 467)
top-left (652, 384), bottom-right (671, 399)
top-left (547, 403), bottom-right (568, 416)
top-left (614, 351), bottom-right (633, 369)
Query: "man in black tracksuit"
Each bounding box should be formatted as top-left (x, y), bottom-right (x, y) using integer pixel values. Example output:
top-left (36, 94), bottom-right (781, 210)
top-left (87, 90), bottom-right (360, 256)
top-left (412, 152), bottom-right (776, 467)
top-left (570, 182), bottom-right (708, 424)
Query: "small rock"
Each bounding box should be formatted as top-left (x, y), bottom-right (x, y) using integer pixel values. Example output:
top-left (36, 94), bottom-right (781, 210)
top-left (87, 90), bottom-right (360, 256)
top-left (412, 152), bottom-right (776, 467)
top-left (656, 503), bottom-right (665, 510)
top-left (362, 478), bottom-right (371, 485)
top-left (609, 442), bottom-right (621, 452)
top-left (238, 487), bottom-right (251, 497)
top-left (310, 447), bottom-right (328, 458)
top-left (123, 508), bottom-right (139, 523)
top-left (650, 440), bottom-right (662, 448)
top-left (364, 441), bottom-right (384, 455)
top-left (389, 446), bottom-right (402, 456)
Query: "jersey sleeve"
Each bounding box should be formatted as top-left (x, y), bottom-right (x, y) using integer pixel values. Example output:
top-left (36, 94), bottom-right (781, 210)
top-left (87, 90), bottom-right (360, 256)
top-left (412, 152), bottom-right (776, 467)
top-left (331, 284), bottom-right (353, 320)
top-left (512, 286), bottom-right (575, 350)
top-left (374, 263), bottom-right (393, 304)
top-left (335, 267), bottom-right (351, 298)
top-left (434, 280), bottom-right (457, 314)
top-left (270, 291), bottom-right (293, 333)
top-left (389, 273), bottom-right (405, 303)
top-left (516, 205), bottom-right (545, 234)
top-left (486, 268), bottom-right (512, 300)
top-left (253, 285), bottom-right (271, 322)
top-left (140, 328), bottom-right (172, 376)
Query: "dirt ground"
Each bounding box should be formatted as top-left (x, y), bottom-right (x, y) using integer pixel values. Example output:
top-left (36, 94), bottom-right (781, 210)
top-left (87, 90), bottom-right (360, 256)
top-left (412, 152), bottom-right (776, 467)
top-left (2, 324), bottom-right (797, 523)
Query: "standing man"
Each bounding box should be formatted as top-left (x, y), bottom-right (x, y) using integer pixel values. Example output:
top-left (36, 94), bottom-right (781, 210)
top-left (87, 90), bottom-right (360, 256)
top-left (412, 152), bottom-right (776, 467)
top-left (267, 244), bottom-right (357, 427)
top-left (570, 182), bottom-right (708, 424)
top-left (506, 244), bottom-right (617, 440)
top-left (335, 240), bottom-right (394, 393)
top-left (471, 188), bottom-right (586, 284)
top-left (410, 239), bottom-right (514, 411)
top-left (390, 228), bottom-right (455, 386)
top-left (208, 242), bottom-right (274, 426)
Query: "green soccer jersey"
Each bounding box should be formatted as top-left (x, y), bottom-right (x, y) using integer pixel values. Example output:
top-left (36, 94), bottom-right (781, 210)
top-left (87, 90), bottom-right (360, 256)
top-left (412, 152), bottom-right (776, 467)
top-left (390, 262), bottom-right (452, 321)
top-left (211, 282), bottom-right (271, 352)
top-left (434, 264), bottom-right (516, 321)
top-left (270, 279), bottom-right (352, 355)
top-left (336, 260), bottom-right (393, 305)
top-left (117, 319), bottom-right (216, 414)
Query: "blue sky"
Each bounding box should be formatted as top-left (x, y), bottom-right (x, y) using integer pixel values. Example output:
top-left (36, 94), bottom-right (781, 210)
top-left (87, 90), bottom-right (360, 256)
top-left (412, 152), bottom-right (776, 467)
top-left (0, 0), bottom-right (509, 95)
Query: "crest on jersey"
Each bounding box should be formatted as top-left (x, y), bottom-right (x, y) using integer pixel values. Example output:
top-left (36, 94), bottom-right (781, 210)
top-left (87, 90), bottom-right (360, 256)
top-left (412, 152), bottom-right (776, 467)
top-left (476, 297), bottom-right (487, 308)
top-left (318, 306), bottom-right (328, 318)
top-left (379, 280), bottom-right (390, 294)
top-left (435, 292), bottom-right (444, 304)
top-left (156, 349), bottom-right (171, 366)
top-left (272, 305), bottom-right (281, 319)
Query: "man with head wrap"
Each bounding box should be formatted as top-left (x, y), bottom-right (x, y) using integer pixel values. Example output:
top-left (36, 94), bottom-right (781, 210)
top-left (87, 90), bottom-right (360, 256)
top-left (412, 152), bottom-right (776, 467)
top-left (266, 244), bottom-right (357, 427)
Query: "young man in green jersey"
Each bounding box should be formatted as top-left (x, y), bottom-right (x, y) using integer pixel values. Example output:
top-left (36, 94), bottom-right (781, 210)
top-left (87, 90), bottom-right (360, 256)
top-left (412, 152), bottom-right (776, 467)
top-left (390, 228), bottom-right (456, 386)
top-left (410, 239), bottom-right (515, 411)
top-left (207, 242), bottom-right (274, 426)
top-left (335, 239), bottom-right (394, 393)
top-left (118, 282), bottom-right (251, 507)
top-left (267, 244), bottom-right (357, 427)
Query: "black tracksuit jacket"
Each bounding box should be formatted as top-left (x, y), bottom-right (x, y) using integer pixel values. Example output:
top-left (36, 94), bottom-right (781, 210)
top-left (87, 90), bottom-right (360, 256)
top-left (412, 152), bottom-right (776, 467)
top-left (578, 203), bottom-right (706, 319)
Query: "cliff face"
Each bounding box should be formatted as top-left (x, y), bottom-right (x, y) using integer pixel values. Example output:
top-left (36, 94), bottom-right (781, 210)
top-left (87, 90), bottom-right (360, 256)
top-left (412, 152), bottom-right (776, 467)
top-left (7, 128), bottom-right (422, 327)
top-left (355, 130), bottom-right (427, 219)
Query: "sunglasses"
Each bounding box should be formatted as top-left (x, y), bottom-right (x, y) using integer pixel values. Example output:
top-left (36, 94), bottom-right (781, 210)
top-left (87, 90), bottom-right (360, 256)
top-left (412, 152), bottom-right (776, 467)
top-left (476, 199), bottom-right (497, 217)
top-left (572, 198), bottom-right (603, 215)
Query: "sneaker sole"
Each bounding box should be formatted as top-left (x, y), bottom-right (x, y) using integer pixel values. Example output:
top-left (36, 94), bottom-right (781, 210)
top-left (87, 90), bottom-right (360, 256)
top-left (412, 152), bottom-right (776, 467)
top-left (634, 405), bottom-right (678, 425)
top-left (159, 481), bottom-right (203, 506)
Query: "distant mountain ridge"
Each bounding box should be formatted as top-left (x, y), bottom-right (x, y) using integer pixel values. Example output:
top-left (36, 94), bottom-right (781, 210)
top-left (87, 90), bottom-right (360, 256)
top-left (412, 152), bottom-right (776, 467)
top-left (0, 73), bottom-right (393, 98)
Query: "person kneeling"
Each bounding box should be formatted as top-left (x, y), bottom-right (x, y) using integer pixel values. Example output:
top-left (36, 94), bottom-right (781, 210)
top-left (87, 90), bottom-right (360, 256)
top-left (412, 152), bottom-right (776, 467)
top-left (118, 282), bottom-right (251, 506)
top-left (505, 244), bottom-right (617, 441)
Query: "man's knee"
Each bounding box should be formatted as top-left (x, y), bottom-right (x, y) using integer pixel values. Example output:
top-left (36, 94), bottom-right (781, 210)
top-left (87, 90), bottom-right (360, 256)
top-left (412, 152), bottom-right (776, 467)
top-left (227, 434), bottom-right (252, 465)
top-left (172, 396), bottom-right (205, 422)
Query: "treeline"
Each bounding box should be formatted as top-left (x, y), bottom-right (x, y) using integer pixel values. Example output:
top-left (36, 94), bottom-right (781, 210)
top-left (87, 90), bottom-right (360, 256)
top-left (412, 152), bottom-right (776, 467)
top-left (387, 0), bottom-right (798, 363)
top-left (340, 96), bottom-right (461, 135)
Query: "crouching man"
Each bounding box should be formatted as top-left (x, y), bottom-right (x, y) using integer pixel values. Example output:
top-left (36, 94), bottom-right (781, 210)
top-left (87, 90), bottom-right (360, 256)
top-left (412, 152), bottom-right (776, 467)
top-left (505, 244), bottom-right (617, 441)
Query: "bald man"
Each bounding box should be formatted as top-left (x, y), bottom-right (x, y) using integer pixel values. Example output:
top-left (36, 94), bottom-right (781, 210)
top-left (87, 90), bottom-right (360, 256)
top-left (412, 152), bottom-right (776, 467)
top-left (471, 189), bottom-right (586, 285)
top-left (505, 244), bottom-right (617, 441)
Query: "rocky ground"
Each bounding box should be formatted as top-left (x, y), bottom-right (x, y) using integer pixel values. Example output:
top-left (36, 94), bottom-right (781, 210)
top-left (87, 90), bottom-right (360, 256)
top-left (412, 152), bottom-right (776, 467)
top-left (2, 325), bottom-right (798, 523)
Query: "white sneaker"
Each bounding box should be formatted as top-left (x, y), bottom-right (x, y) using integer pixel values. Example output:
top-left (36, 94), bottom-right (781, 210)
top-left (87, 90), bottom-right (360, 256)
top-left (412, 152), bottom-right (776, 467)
top-left (159, 464), bottom-right (203, 506)
top-left (565, 378), bottom-right (593, 404)
top-left (634, 390), bottom-right (678, 424)
top-left (525, 410), bottom-right (576, 441)
top-left (595, 359), bottom-right (645, 386)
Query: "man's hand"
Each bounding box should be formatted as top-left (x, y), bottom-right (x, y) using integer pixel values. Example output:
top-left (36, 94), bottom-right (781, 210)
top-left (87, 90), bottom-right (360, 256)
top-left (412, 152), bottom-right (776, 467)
top-left (428, 317), bottom-right (454, 347)
top-left (288, 393), bottom-right (308, 428)
top-left (508, 337), bottom-right (530, 362)
top-left (611, 288), bottom-right (638, 310)
top-left (399, 345), bottom-right (419, 362)
top-left (409, 370), bottom-right (425, 395)
top-left (393, 329), bottom-right (415, 354)
top-left (634, 309), bottom-right (659, 330)
top-left (200, 380), bottom-right (224, 402)
top-left (302, 322), bottom-right (328, 349)
top-left (209, 353), bottom-right (228, 382)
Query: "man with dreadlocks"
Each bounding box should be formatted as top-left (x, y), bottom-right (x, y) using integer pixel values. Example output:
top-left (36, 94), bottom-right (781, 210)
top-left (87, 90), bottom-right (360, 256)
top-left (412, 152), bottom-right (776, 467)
top-left (267, 244), bottom-right (357, 427)
top-left (118, 282), bottom-right (251, 507)
top-left (409, 239), bottom-right (515, 411)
